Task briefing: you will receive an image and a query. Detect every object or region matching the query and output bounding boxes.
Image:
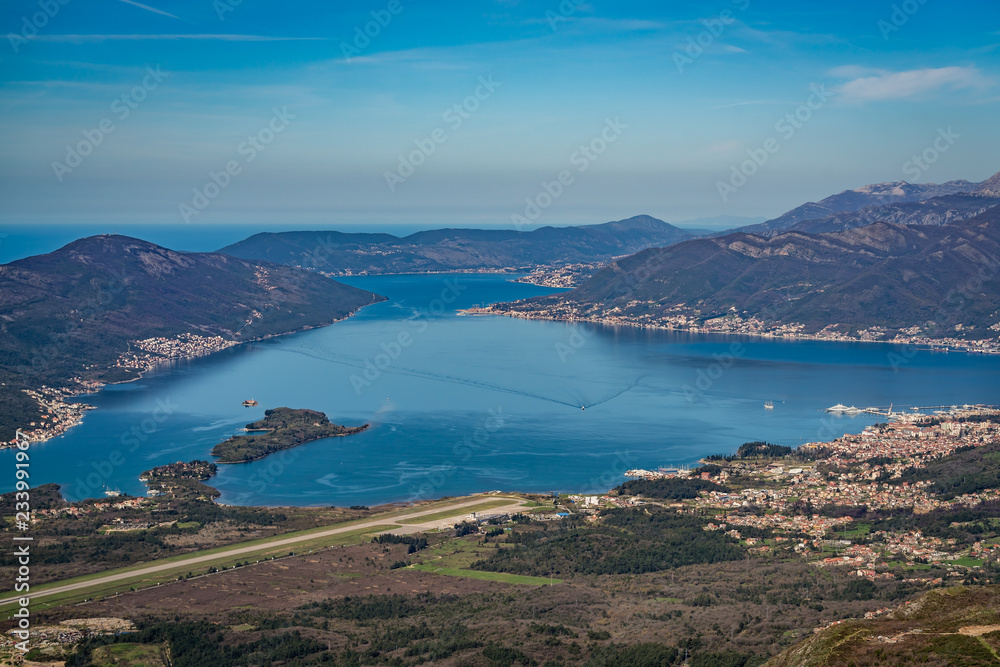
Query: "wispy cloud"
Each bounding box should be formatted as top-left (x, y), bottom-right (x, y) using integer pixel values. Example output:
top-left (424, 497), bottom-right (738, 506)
top-left (832, 66), bottom-right (993, 102)
top-left (523, 15), bottom-right (667, 32)
top-left (331, 46), bottom-right (470, 70)
top-left (33, 34), bottom-right (327, 43)
top-left (575, 17), bottom-right (665, 31)
top-left (708, 99), bottom-right (780, 110)
top-left (116, 0), bottom-right (180, 20)
top-left (737, 25), bottom-right (841, 47)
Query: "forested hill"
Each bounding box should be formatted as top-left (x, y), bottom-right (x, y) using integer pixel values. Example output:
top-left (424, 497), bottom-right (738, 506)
top-left (217, 215), bottom-right (693, 274)
top-left (0, 235), bottom-right (383, 440)
top-left (496, 207), bottom-right (1000, 338)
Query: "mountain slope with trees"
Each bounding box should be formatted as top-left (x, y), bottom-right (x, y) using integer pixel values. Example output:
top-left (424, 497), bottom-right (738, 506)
top-left (0, 235), bottom-right (383, 440)
top-left (217, 215), bottom-right (693, 275)
top-left (492, 208), bottom-right (1000, 339)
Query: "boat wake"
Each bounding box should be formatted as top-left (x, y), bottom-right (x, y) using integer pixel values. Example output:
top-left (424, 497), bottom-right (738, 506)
top-left (279, 345), bottom-right (641, 410)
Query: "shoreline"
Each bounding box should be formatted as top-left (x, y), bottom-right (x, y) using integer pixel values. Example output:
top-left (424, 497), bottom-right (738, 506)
top-left (5, 297), bottom-right (383, 449)
top-left (462, 308), bottom-right (1000, 356)
top-left (213, 424), bottom-right (371, 465)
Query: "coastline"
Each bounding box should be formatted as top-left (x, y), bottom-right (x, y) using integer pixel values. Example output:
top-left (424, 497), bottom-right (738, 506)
top-left (213, 423), bottom-right (370, 465)
top-left (5, 297), bottom-right (384, 449)
top-left (462, 307), bottom-right (1000, 356)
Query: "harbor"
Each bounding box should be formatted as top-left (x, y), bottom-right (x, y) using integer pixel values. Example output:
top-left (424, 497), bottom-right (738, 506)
top-left (824, 403), bottom-right (999, 418)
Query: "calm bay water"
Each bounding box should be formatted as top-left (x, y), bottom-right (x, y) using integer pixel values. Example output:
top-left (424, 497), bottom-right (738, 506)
top-left (4, 272), bottom-right (1000, 507)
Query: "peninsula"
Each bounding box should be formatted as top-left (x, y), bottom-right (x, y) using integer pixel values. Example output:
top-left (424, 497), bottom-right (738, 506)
top-left (0, 235), bottom-right (384, 446)
top-left (210, 407), bottom-right (368, 464)
top-left (474, 206), bottom-right (1000, 355)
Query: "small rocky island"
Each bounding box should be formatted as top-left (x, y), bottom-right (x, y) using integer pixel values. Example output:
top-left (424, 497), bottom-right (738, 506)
top-left (141, 460), bottom-right (218, 482)
top-left (211, 407), bottom-right (368, 464)
top-left (140, 460), bottom-right (220, 500)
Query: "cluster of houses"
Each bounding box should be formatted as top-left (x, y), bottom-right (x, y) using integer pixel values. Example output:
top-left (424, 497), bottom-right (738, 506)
top-left (705, 512), bottom-right (853, 538)
top-left (482, 298), bottom-right (1000, 354)
top-left (115, 333), bottom-right (237, 374)
top-left (4, 386), bottom-right (95, 446)
top-left (634, 408), bottom-right (1000, 584)
top-left (31, 496), bottom-right (150, 523)
top-left (804, 415), bottom-right (1000, 474)
top-left (875, 530), bottom-right (956, 564)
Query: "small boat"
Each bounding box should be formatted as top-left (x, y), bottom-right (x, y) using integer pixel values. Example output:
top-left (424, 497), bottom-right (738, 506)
top-left (242, 398), bottom-right (258, 407)
top-left (764, 401), bottom-right (774, 410)
top-left (103, 487), bottom-right (122, 497)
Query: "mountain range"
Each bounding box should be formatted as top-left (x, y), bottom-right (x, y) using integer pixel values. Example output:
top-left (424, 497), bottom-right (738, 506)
top-left (0, 235), bottom-right (382, 440)
top-left (493, 206), bottom-right (1000, 340)
top-left (735, 171), bottom-right (1000, 237)
top-left (215, 173), bottom-right (1000, 284)
top-left (217, 215), bottom-right (693, 275)
top-left (5, 170), bottom-right (1000, 437)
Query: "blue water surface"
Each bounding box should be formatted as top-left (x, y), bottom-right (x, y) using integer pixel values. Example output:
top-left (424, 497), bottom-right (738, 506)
top-left (4, 272), bottom-right (999, 506)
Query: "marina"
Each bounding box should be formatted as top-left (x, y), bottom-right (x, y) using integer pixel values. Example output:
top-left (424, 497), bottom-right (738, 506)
top-left (824, 403), bottom-right (998, 418)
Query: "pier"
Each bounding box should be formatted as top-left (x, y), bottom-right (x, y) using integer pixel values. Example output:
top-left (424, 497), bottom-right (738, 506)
top-left (825, 403), bottom-right (998, 418)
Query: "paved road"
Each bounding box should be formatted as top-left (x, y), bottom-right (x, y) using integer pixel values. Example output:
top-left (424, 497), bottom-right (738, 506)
top-left (0, 496), bottom-right (527, 607)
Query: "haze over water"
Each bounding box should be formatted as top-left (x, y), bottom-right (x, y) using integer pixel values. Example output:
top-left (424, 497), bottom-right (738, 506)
top-left (3, 273), bottom-right (999, 507)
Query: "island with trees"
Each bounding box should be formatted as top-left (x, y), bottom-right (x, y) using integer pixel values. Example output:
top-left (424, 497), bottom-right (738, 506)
top-left (211, 407), bottom-right (368, 464)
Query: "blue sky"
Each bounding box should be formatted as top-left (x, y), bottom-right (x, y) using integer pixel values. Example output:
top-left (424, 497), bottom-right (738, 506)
top-left (1, 0), bottom-right (998, 228)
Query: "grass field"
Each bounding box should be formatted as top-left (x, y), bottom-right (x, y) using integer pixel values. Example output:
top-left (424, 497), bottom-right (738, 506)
top-left (91, 643), bottom-right (169, 666)
top-left (405, 531), bottom-right (559, 586)
top-left (835, 523), bottom-right (871, 539)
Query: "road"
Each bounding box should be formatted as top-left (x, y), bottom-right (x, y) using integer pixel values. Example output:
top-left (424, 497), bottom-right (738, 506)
top-left (0, 496), bottom-right (528, 607)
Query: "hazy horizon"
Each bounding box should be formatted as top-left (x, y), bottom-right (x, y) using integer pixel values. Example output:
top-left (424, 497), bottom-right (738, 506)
top-left (2, 0), bottom-right (998, 226)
